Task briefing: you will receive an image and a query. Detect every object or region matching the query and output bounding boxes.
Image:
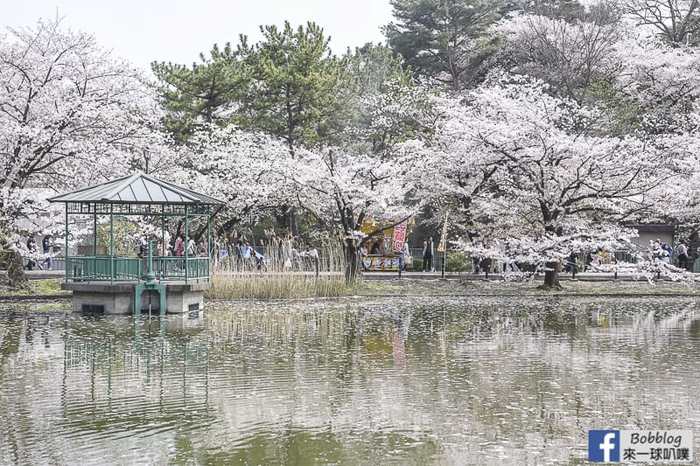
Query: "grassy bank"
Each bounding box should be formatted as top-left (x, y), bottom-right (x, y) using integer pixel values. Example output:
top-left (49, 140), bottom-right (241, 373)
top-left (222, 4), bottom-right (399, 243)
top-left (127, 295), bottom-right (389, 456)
top-left (356, 278), bottom-right (700, 297)
top-left (1, 276), bottom-right (697, 303)
top-left (0, 279), bottom-right (69, 298)
top-left (206, 274), bottom-right (700, 300)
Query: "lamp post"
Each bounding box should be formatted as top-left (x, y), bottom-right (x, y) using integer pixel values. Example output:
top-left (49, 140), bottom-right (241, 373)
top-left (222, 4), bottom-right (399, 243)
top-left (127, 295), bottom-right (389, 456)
top-left (145, 240), bottom-right (156, 284)
top-left (438, 211), bottom-right (449, 279)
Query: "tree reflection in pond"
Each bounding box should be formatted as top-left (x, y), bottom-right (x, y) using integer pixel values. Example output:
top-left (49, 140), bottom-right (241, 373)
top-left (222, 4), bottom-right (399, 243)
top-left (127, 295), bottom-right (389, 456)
top-left (0, 297), bottom-right (698, 465)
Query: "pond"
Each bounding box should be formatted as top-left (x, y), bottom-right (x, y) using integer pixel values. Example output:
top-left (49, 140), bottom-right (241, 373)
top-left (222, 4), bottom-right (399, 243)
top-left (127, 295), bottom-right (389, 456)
top-left (0, 296), bottom-right (698, 465)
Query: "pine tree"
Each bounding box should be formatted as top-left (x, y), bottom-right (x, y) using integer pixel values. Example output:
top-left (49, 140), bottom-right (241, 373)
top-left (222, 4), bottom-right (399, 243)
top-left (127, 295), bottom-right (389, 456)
top-left (383, 0), bottom-right (504, 90)
top-left (152, 42), bottom-right (250, 142)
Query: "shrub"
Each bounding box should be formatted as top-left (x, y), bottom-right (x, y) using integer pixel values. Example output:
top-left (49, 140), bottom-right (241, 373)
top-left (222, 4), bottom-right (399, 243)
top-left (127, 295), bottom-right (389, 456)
top-left (446, 252), bottom-right (470, 272)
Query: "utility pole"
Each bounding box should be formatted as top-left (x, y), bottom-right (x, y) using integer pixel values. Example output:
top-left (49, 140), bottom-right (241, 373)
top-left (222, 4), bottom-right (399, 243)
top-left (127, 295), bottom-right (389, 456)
top-left (438, 211), bottom-right (449, 279)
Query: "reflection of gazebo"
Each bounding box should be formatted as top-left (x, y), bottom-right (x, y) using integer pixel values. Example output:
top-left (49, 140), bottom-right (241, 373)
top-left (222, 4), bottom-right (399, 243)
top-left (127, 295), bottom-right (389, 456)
top-left (49, 173), bottom-right (224, 314)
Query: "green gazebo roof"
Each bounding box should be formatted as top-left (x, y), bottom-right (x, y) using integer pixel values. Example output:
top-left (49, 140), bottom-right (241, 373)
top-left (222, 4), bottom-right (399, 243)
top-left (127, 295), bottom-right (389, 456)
top-left (48, 173), bottom-right (224, 206)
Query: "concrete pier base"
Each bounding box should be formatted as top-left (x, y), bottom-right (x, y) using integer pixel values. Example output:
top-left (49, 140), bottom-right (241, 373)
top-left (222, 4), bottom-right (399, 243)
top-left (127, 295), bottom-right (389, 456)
top-left (63, 281), bottom-right (210, 315)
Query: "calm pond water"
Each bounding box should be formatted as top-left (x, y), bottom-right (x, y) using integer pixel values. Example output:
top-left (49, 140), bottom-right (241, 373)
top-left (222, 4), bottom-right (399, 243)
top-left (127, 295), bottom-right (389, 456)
top-left (0, 296), bottom-right (698, 465)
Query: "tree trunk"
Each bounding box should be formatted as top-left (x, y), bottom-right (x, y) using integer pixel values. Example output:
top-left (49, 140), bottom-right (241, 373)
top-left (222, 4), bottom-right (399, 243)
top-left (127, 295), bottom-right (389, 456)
top-left (344, 236), bottom-right (358, 284)
top-left (275, 207), bottom-right (299, 237)
top-left (4, 250), bottom-right (28, 289)
top-left (539, 260), bottom-right (563, 290)
top-left (288, 207), bottom-right (299, 237)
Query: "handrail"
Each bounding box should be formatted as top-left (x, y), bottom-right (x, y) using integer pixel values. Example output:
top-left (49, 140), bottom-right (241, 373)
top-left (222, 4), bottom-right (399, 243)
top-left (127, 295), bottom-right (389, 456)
top-left (65, 255), bottom-right (210, 282)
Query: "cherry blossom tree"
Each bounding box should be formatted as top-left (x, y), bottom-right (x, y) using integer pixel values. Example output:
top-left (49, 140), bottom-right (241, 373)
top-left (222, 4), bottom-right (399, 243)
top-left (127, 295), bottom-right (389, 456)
top-left (495, 9), bottom-right (621, 103)
top-left (174, 125), bottom-right (294, 244)
top-left (623, 0), bottom-right (700, 45)
top-left (414, 75), bottom-right (686, 288)
top-left (401, 93), bottom-right (502, 238)
top-left (0, 18), bottom-right (172, 234)
top-left (285, 146), bottom-right (418, 282)
top-left (611, 17), bottom-right (700, 133)
top-left (610, 15), bottom-right (700, 237)
top-left (0, 18), bottom-right (175, 286)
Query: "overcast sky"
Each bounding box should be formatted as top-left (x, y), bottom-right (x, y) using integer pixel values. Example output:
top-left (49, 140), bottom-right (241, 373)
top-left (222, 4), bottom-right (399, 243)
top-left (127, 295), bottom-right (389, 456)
top-left (7, 0), bottom-right (394, 71)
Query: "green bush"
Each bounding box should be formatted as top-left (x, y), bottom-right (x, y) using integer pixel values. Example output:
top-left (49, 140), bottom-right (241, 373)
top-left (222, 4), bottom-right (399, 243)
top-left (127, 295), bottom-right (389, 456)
top-left (445, 252), bottom-right (470, 272)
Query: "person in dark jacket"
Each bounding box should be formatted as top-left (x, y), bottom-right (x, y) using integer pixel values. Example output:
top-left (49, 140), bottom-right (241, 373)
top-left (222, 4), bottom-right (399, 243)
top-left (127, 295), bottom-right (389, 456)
top-left (422, 239), bottom-right (433, 272)
top-left (41, 234), bottom-right (53, 270)
top-left (26, 237), bottom-right (37, 270)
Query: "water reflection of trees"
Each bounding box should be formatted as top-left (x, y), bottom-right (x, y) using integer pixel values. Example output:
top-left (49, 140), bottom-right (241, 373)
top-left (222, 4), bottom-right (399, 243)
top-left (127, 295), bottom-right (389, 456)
top-left (0, 297), bottom-right (698, 465)
top-left (199, 297), bottom-right (700, 464)
top-left (0, 313), bottom-right (217, 464)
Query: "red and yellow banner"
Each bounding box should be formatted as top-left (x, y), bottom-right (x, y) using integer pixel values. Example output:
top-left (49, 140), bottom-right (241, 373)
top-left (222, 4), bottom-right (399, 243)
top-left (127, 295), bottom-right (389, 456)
top-left (392, 221), bottom-right (408, 253)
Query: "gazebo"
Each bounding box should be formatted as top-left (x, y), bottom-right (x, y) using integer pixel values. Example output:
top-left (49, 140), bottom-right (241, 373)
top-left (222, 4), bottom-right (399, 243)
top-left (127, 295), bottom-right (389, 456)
top-left (49, 173), bottom-right (224, 315)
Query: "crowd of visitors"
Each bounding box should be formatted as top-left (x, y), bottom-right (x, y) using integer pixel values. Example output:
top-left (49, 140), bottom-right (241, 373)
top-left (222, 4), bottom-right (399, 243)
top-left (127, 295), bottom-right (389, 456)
top-left (23, 234), bottom-right (56, 271)
top-left (647, 238), bottom-right (694, 271)
top-left (229, 240), bottom-right (266, 270)
top-left (215, 232), bottom-right (320, 272)
top-left (18, 228), bottom-right (700, 276)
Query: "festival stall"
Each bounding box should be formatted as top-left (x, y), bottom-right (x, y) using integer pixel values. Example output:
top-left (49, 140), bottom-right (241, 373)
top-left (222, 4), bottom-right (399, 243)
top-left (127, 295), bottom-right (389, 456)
top-left (360, 218), bottom-right (412, 271)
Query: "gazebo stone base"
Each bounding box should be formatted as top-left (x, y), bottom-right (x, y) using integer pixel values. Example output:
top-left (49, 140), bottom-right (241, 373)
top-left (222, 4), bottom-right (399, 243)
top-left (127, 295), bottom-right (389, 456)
top-left (64, 281), bottom-right (210, 315)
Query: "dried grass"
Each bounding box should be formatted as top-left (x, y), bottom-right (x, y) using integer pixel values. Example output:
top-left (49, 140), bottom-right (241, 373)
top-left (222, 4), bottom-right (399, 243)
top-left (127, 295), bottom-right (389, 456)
top-left (207, 241), bottom-right (352, 300)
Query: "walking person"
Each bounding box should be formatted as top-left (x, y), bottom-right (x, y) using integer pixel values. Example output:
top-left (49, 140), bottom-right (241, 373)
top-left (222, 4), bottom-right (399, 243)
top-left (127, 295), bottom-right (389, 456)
top-left (252, 248), bottom-right (266, 271)
top-left (174, 235), bottom-right (185, 256)
top-left (138, 237), bottom-right (148, 258)
top-left (360, 244), bottom-right (369, 272)
top-left (402, 242), bottom-right (412, 271)
top-left (566, 251), bottom-right (578, 278)
top-left (676, 241), bottom-right (689, 270)
top-left (26, 236), bottom-right (37, 271)
top-left (481, 256), bottom-right (492, 278)
top-left (422, 238), bottom-right (434, 272)
top-left (173, 234), bottom-right (185, 271)
top-left (41, 234), bottom-right (53, 270)
top-left (137, 237), bottom-right (149, 275)
top-left (187, 238), bottom-right (197, 256)
top-left (661, 242), bottom-right (673, 263)
top-left (422, 240), bottom-right (433, 273)
top-left (242, 242), bottom-right (252, 269)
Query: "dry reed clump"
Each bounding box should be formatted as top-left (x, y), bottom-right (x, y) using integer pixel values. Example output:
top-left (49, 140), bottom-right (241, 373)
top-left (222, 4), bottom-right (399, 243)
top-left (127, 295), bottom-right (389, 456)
top-left (207, 274), bottom-right (351, 300)
top-left (207, 241), bottom-right (353, 300)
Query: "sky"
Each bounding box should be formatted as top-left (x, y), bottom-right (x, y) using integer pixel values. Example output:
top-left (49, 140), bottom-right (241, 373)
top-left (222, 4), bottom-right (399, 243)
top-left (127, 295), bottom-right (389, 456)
top-left (6, 0), bottom-right (395, 71)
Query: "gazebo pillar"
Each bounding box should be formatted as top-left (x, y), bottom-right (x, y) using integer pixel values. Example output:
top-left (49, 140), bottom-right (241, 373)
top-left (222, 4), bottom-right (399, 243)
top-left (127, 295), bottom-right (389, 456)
top-left (64, 208), bottom-right (69, 283)
top-left (184, 205), bottom-right (189, 283)
top-left (109, 203), bottom-right (114, 284)
top-left (161, 206), bottom-right (166, 257)
top-left (207, 213), bottom-right (212, 268)
top-left (93, 211), bottom-right (97, 257)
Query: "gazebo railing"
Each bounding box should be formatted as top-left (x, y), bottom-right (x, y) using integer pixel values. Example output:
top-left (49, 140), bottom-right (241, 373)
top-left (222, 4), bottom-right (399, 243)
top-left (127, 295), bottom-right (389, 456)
top-left (66, 256), bottom-right (142, 281)
top-left (66, 256), bottom-right (210, 282)
top-left (153, 257), bottom-right (210, 281)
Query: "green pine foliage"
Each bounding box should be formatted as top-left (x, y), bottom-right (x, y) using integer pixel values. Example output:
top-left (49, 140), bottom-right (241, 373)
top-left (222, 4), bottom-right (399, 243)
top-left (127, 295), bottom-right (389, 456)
top-left (152, 42), bottom-right (251, 142)
top-left (383, 0), bottom-right (505, 90)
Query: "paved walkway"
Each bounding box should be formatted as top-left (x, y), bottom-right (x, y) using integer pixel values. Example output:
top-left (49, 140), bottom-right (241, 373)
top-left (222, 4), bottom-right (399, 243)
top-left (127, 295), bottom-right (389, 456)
top-left (362, 271), bottom-right (693, 281)
top-left (6, 269), bottom-right (696, 282)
